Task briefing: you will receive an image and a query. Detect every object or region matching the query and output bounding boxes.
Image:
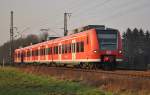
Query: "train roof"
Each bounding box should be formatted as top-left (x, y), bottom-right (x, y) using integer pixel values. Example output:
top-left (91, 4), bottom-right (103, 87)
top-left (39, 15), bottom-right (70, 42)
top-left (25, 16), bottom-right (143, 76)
top-left (69, 25), bottom-right (118, 35)
top-left (15, 28), bottom-right (92, 51)
top-left (15, 25), bottom-right (119, 51)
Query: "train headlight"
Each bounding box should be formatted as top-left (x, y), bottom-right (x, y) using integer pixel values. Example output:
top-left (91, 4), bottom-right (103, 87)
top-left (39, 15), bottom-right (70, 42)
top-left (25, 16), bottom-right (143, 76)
top-left (93, 50), bottom-right (98, 53)
top-left (119, 50), bottom-right (122, 54)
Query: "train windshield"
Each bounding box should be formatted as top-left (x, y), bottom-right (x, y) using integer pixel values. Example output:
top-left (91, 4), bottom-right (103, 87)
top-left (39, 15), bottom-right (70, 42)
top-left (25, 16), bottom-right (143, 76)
top-left (96, 30), bottom-right (118, 50)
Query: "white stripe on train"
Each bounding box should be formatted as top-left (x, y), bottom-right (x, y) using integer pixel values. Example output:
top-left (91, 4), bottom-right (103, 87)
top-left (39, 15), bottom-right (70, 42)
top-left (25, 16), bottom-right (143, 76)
top-left (16, 58), bottom-right (123, 63)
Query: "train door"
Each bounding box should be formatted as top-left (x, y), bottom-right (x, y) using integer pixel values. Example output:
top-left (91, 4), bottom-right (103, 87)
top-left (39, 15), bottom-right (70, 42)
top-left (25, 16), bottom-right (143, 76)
top-left (72, 40), bottom-right (76, 62)
top-left (58, 43), bottom-right (62, 62)
top-left (21, 51), bottom-right (24, 63)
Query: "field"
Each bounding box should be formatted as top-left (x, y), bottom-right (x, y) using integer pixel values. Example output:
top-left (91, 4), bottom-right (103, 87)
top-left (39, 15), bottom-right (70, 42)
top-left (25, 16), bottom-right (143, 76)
top-left (20, 65), bottom-right (150, 95)
top-left (0, 67), bottom-right (109, 95)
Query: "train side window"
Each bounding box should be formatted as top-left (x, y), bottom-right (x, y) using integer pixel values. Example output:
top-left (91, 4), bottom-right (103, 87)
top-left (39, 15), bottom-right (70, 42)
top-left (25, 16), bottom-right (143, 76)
top-left (65, 45), bottom-right (67, 53)
top-left (74, 43), bottom-right (76, 53)
top-left (47, 48), bottom-right (50, 55)
top-left (81, 41), bottom-right (84, 52)
top-left (41, 49), bottom-right (43, 55)
top-left (47, 47), bottom-right (51, 54)
top-left (68, 44), bottom-right (71, 53)
top-left (50, 47), bottom-right (52, 54)
top-left (53, 46), bottom-right (58, 54)
top-left (35, 50), bottom-right (38, 56)
top-left (40, 49), bottom-right (42, 55)
top-left (70, 44), bottom-right (71, 53)
top-left (55, 46), bottom-right (56, 54)
top-left (76, 42), bottom-right (80, 52)
top-left (30, 50), bottom-right (31, 57)
top-left (45, 48), bottom-right (47, 55)
top-left (78, 42), bottom-right (80, 52)
top-left (43, 48), bottom-right (44, 55)
top-left (43, 48), bottom-right (46, 55)
top-left (30, 50), bottom-right (32, 57)
top-left (34, 50), bottom-right (35, 56)
top-left (62, 45), bottom-right (64, 54)
top-left (38, 49), bottom-right (40, 56)
top-left (34, 50), bottom-right (36, 56)
top-left (42, 48), bottom-right (44, 55)
top-left (27, 50), bottom-right (30, 57)
top-left (56, 46), bottom-right (58, 54)
top-left (40, 49), bottom-right (41, 55)
top-left (21, 52), bottom-right (24, 58)
top-left (53, 46), bottom-right (55, 54)
top-left (32, 51), bottom-right (34, 56)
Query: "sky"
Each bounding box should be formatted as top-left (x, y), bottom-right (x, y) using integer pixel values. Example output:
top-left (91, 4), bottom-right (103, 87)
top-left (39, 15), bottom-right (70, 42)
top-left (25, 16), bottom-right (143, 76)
top-left (0, 0), bottom-right (150, 45)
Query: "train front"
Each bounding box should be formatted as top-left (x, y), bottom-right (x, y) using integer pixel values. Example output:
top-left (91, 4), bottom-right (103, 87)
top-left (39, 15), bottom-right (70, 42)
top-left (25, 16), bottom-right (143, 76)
top-left (96, 29), bottom-right (123, 69)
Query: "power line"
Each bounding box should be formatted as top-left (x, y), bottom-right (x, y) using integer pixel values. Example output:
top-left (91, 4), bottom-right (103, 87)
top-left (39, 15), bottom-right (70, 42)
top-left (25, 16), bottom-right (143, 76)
top-left (89, 1), bottom-right (150, 24)
top-left (25, 0), bottom-right (79, 32)
top-left (73, 0), bottom-right (112, 17)
top-left (74, 0), bottom-right (146, 24)
top-left (68, 0), bottom-right (114, 27)
top-left (72, 0), bottom-right (138, 23)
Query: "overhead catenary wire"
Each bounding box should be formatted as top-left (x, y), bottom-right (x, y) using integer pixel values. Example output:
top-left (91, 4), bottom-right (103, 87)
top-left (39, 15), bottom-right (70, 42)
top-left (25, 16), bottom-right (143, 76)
top-left (69, 0), bottom-right (149, 29)
top-left (72, 0), bottom-right (113, 17)
top-left (25, 0), bottom-right (150, 36)
top-left (71, 0), bottom-right (140, 23)
top-left (87, 0), bottom-right (150, 24)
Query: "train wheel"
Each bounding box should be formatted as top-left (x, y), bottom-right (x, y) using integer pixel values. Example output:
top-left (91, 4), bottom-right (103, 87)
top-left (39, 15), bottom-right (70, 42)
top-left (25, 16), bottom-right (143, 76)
top-left (92, 63), bottom-right (97, 70)
top-left (102, 62), bottom-right (116, 70)
top-left (88, 63), bottom-right (93, 70)
top-left (79, 62), bottom-right (88, 69)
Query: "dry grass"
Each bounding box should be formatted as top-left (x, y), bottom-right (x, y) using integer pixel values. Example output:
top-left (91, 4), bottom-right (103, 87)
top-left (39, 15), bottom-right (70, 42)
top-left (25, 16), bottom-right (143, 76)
top-left (20, 65), bottom-right (150, 95)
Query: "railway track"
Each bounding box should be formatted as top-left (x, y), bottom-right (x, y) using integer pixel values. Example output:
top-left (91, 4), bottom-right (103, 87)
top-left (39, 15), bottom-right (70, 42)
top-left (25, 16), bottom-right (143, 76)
top-left (18, 65), bottom-right (150, 80)
top-left (49, 67), bottom-right (150, 79)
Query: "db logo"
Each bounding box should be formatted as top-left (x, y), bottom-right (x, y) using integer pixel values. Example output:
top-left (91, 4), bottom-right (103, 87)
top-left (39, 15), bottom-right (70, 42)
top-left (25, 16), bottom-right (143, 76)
top-left (106, 50), bottom-right (111, 54)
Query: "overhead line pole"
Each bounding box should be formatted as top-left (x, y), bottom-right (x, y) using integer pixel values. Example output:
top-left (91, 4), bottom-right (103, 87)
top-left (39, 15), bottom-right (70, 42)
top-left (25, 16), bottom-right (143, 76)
top-left (64, 12), bottom-right (71, 36)
top-left (10, 11), bottom-right (14, 64)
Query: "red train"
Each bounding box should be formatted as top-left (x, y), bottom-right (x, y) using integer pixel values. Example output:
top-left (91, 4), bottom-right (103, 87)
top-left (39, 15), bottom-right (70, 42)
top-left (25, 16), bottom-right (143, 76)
top-left (14, 25), bottom-right (123, 70)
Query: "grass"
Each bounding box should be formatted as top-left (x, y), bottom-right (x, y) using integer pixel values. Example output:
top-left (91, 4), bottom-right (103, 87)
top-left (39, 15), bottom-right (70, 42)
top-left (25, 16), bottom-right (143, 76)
top-left (0, 67), bottom-right (109, 95)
